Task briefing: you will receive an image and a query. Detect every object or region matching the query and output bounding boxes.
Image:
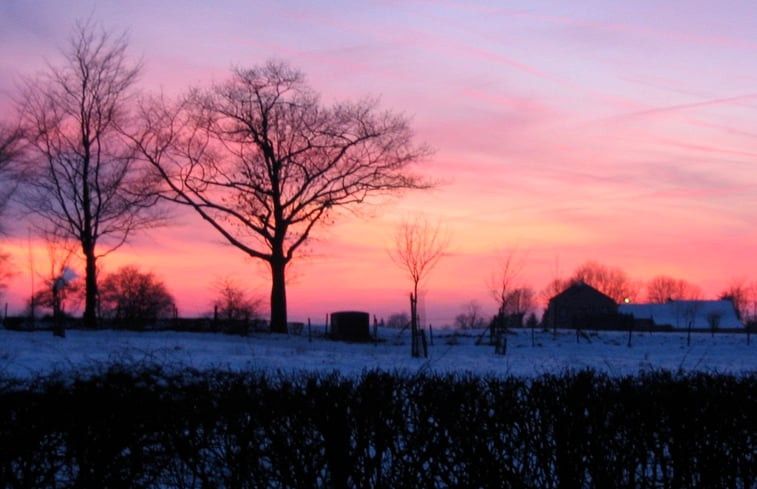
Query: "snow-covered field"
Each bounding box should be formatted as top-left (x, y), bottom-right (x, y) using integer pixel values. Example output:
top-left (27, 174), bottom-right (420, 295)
top-left (1, 326), bottom-right (755, 379)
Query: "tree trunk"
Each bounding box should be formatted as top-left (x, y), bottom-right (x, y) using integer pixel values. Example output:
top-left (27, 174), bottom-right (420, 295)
top-left (83, 248), bottom-right (97, 328)
top-left (269, 256), bottom-right (288, 334)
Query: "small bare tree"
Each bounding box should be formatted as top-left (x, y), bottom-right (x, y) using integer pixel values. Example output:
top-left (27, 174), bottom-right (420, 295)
top-left (391, 215), bottom-right (448, 356)
top-left (16, 21), bottom-right (164, 328)
top-left (212, 277), bottom-right (262, 322)
top-left (385, 312), bottom-right (410, 329)
top-left (132, 61), bottom-right (431, 333)
top-left (24, 231), bottom-right (82, 336)
top-left (489, 249), bottom-right (534, 320)
top-left (391, 216), bottom-right (448, 302)
top-left (454, 300), bottom-right (487, 329)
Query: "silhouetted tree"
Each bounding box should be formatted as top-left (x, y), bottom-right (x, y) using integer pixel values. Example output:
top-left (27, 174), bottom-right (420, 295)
top-left (501, 287), bottom-right (535, 317)
top-left (0, 252), bottom-right (11, 298)
top-left (569, 261), bottom-right (638, 303)
top-left (385, 312), bottom-right (410, 329)
top-left (0, 123), bottom-right (25, 227)
top-left (132, 61), bottom-right (430, 333)
top-left (541, 277), bottom-right (570, 304)
top-left (212, 277), bottom-right (262, 322)
top-left (490, 249), bottom-right (525, 310)
top-left (0, 125), bottom-right (24, 295)
top-left (391, 215), bottom-right (447, 357)
top-left (489, 249), bottom-right (535, 325)
top-left (720, 280), bottom-right (757, 323)
top-left (391, 216), bottom-right (448, 301)
top-left (646, 275), bottom-right (701, 303)
top-left (100, 265), bottom-right (175, 328)
top-left (28, 231), bottom-right (82, 336)
top-left (454, 300), bottom-right (487, 329)
top-left (15, 21), bottom-right (163, 328)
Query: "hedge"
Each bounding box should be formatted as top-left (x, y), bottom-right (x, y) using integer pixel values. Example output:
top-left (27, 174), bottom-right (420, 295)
top-left (0, 366), bottom-right (755, 488)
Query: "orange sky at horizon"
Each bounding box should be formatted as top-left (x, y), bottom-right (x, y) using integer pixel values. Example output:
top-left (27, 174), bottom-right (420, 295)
top-left (2, 1), bottom-right (757, 325)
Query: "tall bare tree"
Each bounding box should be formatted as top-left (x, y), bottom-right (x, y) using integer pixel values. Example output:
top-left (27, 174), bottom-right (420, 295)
top-left (0, 123), bottom-right (25, 229)
top-left (16, 21), bottom-right (163, 328)
top-left (0, 252), bottom-right (11, 298)
top-left (646, 275), bottom-right (701, 303)
top-left (132, 61), bottom-right (430, 333)
top-left (0, 124), bottom-right (24, 296)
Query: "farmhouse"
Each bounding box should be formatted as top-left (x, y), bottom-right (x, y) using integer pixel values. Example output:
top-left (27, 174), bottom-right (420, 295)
top-left (542, 281), bottom-right (622, 329)
top-left (619, 300), bottom-right (742, 330)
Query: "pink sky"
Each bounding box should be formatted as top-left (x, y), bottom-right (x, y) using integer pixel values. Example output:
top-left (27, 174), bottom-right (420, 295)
top-left (1, 1), bottom-right (757, 325)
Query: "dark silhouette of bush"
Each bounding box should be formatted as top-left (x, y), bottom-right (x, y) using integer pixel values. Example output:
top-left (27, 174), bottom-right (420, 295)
top-left (99, 265), bottom-right (175, 329)
top-left (0, 367), bottom-right (755, 488)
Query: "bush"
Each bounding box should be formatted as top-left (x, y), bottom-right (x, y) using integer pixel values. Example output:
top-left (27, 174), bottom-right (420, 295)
top-left (99, 265), bottom-right (175, 329)
top-left (0, 367), bottom-right (755, 488)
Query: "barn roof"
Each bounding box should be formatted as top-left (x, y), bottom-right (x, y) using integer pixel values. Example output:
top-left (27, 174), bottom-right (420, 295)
top-left (619, 300), bottom-right (742, 329)
top-left (550, 281), bottom-right (615, 304)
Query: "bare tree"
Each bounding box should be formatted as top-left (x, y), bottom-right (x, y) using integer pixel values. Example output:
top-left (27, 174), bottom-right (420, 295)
top-left (212, 277), bottom-right (262, 322)
top-left (720, 280), bottom-right (757, 323)
top-left (569, 261), bottom-right (638, 303)
top-left (0, 252), bottom-right (12, 298)
top-left (100, 265), bottom-right (175, 329)
top-left (391, 215), bottom-right (447, 356)
top-left (489, 249), bottom-right (534, 318)
top-left (0, 123), bottom-right (25, 227)
top-left (132, 61), bottom-right (431, 333)
top-left (391, 215), bottom-right (448, 302)
top-left (16, 21), bottom-right (163, 328)
top-left (541, 277), bottom-right (570, 303)
top-left (385, 311), bottom-right (410, 329)
top-left (454, 300), bottom-right (487, 329)
top-left (646, 275), bottom-right (701, 303)
top-left (501, 287), bottom-right (535, 317)
top-left (44, 232), bottom-right (80, 323)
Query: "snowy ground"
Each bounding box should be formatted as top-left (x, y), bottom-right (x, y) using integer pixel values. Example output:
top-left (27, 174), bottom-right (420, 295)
top-left (1, 326), bottom-right (755, 379)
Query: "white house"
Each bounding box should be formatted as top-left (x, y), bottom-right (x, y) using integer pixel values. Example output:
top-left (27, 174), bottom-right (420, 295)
top-left (619, 300), bottom-right (742, 329)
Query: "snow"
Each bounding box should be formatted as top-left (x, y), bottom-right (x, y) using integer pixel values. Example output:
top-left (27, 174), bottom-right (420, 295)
top-left (1, 326), bottom-right (755, 379)
top-left (619, 300), bottom-right (742, 329)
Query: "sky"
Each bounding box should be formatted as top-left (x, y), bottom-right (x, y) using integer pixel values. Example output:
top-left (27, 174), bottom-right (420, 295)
top-left (1, 0), bottom-right (757, 325)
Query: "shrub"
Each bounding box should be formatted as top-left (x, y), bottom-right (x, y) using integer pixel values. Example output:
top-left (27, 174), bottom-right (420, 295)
top-left (99, 265), bottom-right (175, 328)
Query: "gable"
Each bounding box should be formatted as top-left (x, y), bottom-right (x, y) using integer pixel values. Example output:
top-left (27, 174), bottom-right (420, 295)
top-left (551, 281), bottom-right (617, 308)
